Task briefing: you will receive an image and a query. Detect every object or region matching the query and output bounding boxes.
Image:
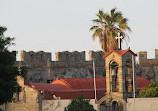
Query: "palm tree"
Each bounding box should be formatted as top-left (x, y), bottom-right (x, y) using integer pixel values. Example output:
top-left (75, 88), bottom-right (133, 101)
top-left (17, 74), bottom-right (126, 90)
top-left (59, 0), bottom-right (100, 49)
top-left (90, 8), bottom-right (131, 54)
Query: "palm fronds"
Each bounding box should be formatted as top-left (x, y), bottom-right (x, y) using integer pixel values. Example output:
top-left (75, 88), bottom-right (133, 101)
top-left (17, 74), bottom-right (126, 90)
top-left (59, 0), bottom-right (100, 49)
top-left (90, 8), bottom-right (131, 53)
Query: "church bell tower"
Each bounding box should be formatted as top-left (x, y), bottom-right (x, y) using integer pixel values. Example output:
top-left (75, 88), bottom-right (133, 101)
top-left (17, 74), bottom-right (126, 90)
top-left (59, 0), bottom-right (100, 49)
top-left (103, 47), bottom-right (137, 111)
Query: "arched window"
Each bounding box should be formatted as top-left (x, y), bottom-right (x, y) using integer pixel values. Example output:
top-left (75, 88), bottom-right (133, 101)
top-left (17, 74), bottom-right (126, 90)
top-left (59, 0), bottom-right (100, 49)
top-left (110, 61), bottom-right (118, 92)
top-left (112, 101), bottom-right (118, 111)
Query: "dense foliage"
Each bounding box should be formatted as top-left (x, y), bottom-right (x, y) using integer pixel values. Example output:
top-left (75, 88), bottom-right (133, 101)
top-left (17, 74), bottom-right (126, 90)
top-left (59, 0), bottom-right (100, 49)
top-left (90, 8), bottom-right (131, 53)
top-left (0, 26), bottom-right (26, 106)
top-left (64, 95), bottom-right (96, 111)
top-left (139, 82), bottom-right (158, 97)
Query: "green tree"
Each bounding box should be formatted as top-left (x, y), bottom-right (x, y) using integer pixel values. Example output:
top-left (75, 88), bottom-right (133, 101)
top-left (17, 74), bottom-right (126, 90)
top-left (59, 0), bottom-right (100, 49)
top-left (0, 26), bottom-right (26, 106)
top-left (90, 8), bottom-right (131, 53)
top-left (139, 82), bottom-right (158, 98)
top-left (64, 95), bottom-right (96, 111)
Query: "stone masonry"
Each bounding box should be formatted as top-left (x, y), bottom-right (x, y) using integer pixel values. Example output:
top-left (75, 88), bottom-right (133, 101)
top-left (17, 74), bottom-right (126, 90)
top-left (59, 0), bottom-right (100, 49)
top-left (6, 76), bottom-right (41, 111)
top-left (16, 50), bottom-right (105, 83)
top-left (15, 49), bottom-right (158, 83)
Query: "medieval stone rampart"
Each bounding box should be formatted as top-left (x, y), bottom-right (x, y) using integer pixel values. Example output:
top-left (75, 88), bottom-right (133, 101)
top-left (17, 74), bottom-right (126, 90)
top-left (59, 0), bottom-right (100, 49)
top-left (16, 49), bottom-right (158, 83)
top-left (16, 50), bottom-right (105, 83)
top-left (21, 50), bottom-right (52, 65)
top-left (138, 49), bottom-right (158, 81)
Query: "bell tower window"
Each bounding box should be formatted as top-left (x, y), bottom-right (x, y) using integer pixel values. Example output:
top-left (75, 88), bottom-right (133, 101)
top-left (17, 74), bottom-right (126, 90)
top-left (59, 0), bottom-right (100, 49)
top-left (112, 101), bottom-right (118, 111)
top-left (110, 61), bottom-right (118, 92)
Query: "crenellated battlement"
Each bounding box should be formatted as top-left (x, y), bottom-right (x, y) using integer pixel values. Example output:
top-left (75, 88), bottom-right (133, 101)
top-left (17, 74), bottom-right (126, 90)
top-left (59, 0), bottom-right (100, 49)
top-left (55, 51), bottom-right (85, 62)
top-left (16, 49), bottom-right (158, 83)
top-left (17, 50), bottom-right (106, 83)
top-left (14, 49), bottom-right (158, 83)
top-left (139, 49), bottom-right (158, 66)
top-left (20, 50), bottom-right (105, 67)
top-left (21, 50), bottom-right (51, 65)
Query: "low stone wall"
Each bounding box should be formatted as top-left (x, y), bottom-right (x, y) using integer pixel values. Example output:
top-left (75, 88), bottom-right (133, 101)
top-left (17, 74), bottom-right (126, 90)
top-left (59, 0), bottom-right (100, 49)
top-left (127, 98), bottom-right (158, 111)
top-left (5, 77), bottom-right (40, 111)
top-left (42, 99), bottom-right (97, 111)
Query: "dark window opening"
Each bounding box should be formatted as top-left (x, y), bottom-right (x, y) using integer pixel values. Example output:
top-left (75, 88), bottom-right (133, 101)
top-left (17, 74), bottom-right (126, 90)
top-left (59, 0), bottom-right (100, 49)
top-left (112, 101), bottom-right (118, 111)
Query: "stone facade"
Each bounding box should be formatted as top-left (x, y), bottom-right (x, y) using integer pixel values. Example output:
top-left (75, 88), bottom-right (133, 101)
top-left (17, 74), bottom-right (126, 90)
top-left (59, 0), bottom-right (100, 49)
top-left (16, 50), bottom-right (105, 83)
top-left (6, 76), bottom-right (42, 111)
top-left (42, 99), bottom-right (97, 111)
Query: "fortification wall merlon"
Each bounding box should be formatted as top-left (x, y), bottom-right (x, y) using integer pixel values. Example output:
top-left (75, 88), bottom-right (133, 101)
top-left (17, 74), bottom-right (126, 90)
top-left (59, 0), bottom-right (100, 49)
top-left (55, 51), bottom-right (85, 62)
top-left (139, 51), bottom-right (147, 60)
top-left (21, 50), bottom-right (52, 65)
top-left (19, 50), bottom-right (105, 67)
top-left (155, 49), bottom-right (158, 59)
top-left (89, 50), bottom-right (105, 66)
top-left (139, 49), bottom-right (158, 66)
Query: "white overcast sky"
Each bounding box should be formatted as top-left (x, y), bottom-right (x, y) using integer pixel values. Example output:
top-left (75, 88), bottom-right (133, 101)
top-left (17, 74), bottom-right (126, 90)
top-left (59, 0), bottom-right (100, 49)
top-left (0, 0), bottom-right (158, 60)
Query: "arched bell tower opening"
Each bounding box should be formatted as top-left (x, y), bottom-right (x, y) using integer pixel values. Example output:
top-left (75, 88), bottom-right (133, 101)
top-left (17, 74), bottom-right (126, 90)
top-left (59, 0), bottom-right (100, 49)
top-left (110, 61), bottom-right (119, 92)
top-left (112, 101), bottom-right (118, 111)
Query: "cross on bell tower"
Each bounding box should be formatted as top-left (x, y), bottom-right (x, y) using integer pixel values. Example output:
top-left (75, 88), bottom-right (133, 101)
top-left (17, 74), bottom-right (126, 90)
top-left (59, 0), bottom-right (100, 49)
top-left (115, 33), bottom-right (124, 50)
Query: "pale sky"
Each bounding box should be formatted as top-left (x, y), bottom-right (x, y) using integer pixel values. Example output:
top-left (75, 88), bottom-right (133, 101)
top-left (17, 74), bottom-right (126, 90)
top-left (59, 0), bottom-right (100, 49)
top-left (0, 0), bottom-right (158, 60)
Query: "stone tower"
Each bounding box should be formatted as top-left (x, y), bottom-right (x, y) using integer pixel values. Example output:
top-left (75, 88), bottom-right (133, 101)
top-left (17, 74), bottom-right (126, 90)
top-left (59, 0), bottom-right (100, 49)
top-left (98, 48), bottom-right (137, 111)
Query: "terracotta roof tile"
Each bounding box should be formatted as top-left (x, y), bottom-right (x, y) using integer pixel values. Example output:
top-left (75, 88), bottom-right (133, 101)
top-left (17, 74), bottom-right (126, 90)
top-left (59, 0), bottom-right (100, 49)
top-left (103, 47), bottom-right (137, 58)
top-left (25, 77), bottom-right (150, 100)
top-left (25, 83), bottom-right (71, 92)
top-left (136, 76), bottom-right (151, 93)
top-left (52, 78), bottom-right (106, 90)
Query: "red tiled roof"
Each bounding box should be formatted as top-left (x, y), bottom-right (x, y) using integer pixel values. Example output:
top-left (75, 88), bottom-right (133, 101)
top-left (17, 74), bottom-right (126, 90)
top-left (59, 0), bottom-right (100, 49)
top-left (52, 78), bottom-right (106, 90)
top-left (103, 47), bottom-right (137, 58)
top-left (25, 78), bottom-right (106, 100)
top-left (25, 83), bottom-right (71, 92)
top-left (136, 76), bottom-right (151, 93)
top-left (44, 90), bottom-right (106, 100)
top-left (25, 77), bottom-right (150, 100)
top-left (50, 78), bottom-right (106, 99)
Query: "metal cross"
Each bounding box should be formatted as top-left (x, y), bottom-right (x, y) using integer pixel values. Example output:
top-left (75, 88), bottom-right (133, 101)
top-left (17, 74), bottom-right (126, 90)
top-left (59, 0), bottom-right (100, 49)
top-left (115, 33), bottom-right (124, 50)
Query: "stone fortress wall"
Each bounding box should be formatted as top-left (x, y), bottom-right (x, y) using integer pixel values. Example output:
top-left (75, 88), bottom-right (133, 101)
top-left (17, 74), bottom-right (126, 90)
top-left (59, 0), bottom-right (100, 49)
top-left (138, 49), bottom-right (158, 82)
top-left (15, 49), bottom-right (158, 83)
top-left (16, 50), bottom-right (105, 83)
